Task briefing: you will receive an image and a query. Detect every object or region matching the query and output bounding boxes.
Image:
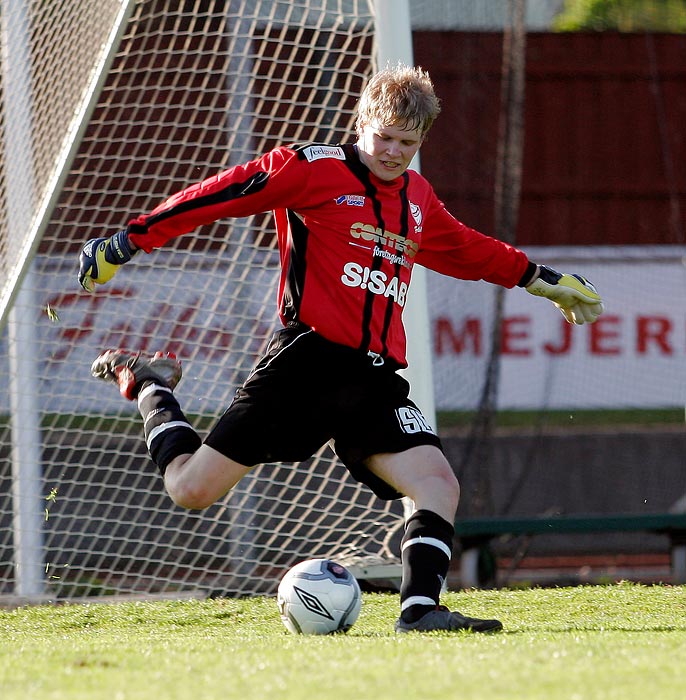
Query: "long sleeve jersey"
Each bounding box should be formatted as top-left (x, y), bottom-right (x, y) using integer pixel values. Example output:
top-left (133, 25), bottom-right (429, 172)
top-left (127, 143), bottom-right (530, 367)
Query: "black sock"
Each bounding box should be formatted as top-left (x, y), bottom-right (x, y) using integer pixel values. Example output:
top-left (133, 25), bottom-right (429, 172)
top-left (399, 509), bottom-right (454, 623)
top-left (137, 381), bottom-right (201, 475)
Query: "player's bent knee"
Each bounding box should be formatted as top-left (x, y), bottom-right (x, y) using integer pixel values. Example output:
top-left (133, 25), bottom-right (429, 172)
top-left (430, 468), bottom-right (460, 509)
top-left (163, 447), bottom-right (250, 510)
top-left (167, 481), bottom-right (218, 510)
top-left (441, 468), bottom-right (460, 502)
top-left (412, 457), bottom-right (460, 518)
top-left (423, 453), bottom-right (459, 492)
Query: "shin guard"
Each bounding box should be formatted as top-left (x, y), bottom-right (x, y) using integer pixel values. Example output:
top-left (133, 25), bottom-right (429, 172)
top-left (399, 509), bottom-right (454, 623)
top-left (137, 382), bottom-right (201, 474)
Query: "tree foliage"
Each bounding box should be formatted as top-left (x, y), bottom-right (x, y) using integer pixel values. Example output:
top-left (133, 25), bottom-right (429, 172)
top-left (553, 0), bottom-right (686, 32)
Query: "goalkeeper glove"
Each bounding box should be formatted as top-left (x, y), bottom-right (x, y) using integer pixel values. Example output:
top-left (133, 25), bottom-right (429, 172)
top-left (525, 265), bottom-right (604, 325)
top-left (78, 230), bottom-right (137, 292)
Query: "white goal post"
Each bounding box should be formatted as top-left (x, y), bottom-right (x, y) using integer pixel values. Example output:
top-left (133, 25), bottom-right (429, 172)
top-left (0, 0), bottom-right (433, 601)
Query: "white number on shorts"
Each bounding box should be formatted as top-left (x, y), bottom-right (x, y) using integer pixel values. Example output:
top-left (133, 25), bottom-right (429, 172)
top-left (396, 406), bottom-right (435, 435)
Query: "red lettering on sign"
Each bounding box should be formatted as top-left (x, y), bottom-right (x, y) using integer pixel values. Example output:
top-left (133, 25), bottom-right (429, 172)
top-left (43, 287), bottom-right (248, 366)
top-left (46, 289), bottom-right (134, 360)
top-left (637, 316), bottom-right (672, 354)
top-left (543, 319), bottom-right (572, 355)
top-left (501, 316), bottom-right (531, 356)
top-left (434, 317), bottom-right (482, 356)
top-left (433, 313), bottom-right (685, 359)
top-left (589, 315), bottom-right (621, 355)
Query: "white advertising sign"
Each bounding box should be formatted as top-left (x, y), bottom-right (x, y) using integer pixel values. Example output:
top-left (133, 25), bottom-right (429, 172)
top-left (429, 246), bottom-right (686, 409)
top-left (2, 246), bottom-right (684, 413)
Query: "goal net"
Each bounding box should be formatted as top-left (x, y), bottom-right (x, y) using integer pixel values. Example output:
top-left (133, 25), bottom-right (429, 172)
top-left (4, 1), bottom-right (684, 600)
top-left (0, 0), bottom-right (405, 601)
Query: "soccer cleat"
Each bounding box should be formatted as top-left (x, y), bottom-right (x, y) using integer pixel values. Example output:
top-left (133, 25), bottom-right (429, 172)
top-left (394, 606), bottom-right (503, 634)
top-left (91, 349), bottom-right (182, 400)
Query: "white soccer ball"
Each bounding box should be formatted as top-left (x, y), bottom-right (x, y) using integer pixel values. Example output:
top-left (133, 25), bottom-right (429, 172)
top-left (277, 558), bottom-right (362, 635)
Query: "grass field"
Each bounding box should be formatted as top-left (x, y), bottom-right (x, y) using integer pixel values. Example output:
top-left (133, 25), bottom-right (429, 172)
top-left (435, 407), bottom-right (685, 431)
top-left (2, 583), bottom-right (685, 700)
top-left (23, 407), bottom-right (684, 433)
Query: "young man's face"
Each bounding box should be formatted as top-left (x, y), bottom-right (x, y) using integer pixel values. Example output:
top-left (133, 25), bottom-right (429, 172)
top-left (356, 122), bottom-right (424, 181)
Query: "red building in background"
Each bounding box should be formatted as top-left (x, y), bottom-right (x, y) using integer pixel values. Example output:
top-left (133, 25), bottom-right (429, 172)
top-left (415, 32), bottom-right (686, 246)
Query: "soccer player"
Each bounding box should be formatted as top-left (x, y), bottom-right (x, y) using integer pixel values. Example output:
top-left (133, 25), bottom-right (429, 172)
top-left (78, 64), bottom-right (603, 633)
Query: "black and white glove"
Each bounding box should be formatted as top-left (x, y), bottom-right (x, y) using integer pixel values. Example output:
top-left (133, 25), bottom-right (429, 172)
top-left (526, 265), bottom-right (603, 325)
top-left (78, 230), bottom-right (137, 292)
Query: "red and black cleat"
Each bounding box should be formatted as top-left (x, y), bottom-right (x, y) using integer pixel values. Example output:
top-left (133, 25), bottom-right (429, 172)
top-left (91, 349), bottom-right (182, 400)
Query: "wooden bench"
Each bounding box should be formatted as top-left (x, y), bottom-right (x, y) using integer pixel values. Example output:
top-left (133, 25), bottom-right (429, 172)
top-left (454, 513), bottom-right (686, 588)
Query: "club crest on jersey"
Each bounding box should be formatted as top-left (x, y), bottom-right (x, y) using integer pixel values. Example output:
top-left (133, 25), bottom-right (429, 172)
top-left (409, 201), bottom-right (423, 232)
top-left (302, 145), bottom-right (346, 162)
top-left (335, 194), bottom-right (365, 207)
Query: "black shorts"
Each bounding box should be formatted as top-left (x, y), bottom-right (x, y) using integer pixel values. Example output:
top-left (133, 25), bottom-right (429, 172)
top-left (204, 326), bottom-right (443, 500)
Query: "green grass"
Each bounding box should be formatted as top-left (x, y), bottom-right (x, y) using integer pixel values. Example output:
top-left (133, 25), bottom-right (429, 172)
top-left (2, 583), bottom-right (686, 700)
top-left (1, 407), bottom-right (678, 436)
top-left (436, 407), bottom-right (685, 431)
top-left (4, 407), bottom-right (685, 432)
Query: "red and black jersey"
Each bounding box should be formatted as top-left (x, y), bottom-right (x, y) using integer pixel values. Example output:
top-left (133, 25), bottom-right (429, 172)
top-left (127, 143), bottom-right (529, 367)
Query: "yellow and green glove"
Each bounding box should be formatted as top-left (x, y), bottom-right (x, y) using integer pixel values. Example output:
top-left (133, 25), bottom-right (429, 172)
top-left (526, 265), bottom-right (604, 325)
top-left (78, 230), bottom-right (137, 292)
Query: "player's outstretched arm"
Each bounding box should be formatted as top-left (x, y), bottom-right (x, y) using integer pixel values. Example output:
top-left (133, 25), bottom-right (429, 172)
top-left (524, 264), bottom-right (604, 325)
top-left (78, 230), bottom-right (138, 292)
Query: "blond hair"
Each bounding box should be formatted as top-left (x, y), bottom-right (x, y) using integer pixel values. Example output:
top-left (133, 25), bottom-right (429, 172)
top-left (355, 64), bottom-right (441, 137)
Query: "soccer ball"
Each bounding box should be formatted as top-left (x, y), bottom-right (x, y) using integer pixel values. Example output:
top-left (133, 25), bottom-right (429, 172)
top-left (277, 558), bottom-right (362, 635)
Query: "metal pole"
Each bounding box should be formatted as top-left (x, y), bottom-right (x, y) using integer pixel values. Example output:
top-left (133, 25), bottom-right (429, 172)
top-left (2, 0), bottom-right (45, 597)
top-left (373, 0), bottom-right (437, 525)
top-left (372, 0), bottom-right (437, 433)
top-left (1, 0), bottom-right (137, 597)
top-left (9, 282), bottom-right (44, 598)
top-left (0, 0), bottom-right (138, 332)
